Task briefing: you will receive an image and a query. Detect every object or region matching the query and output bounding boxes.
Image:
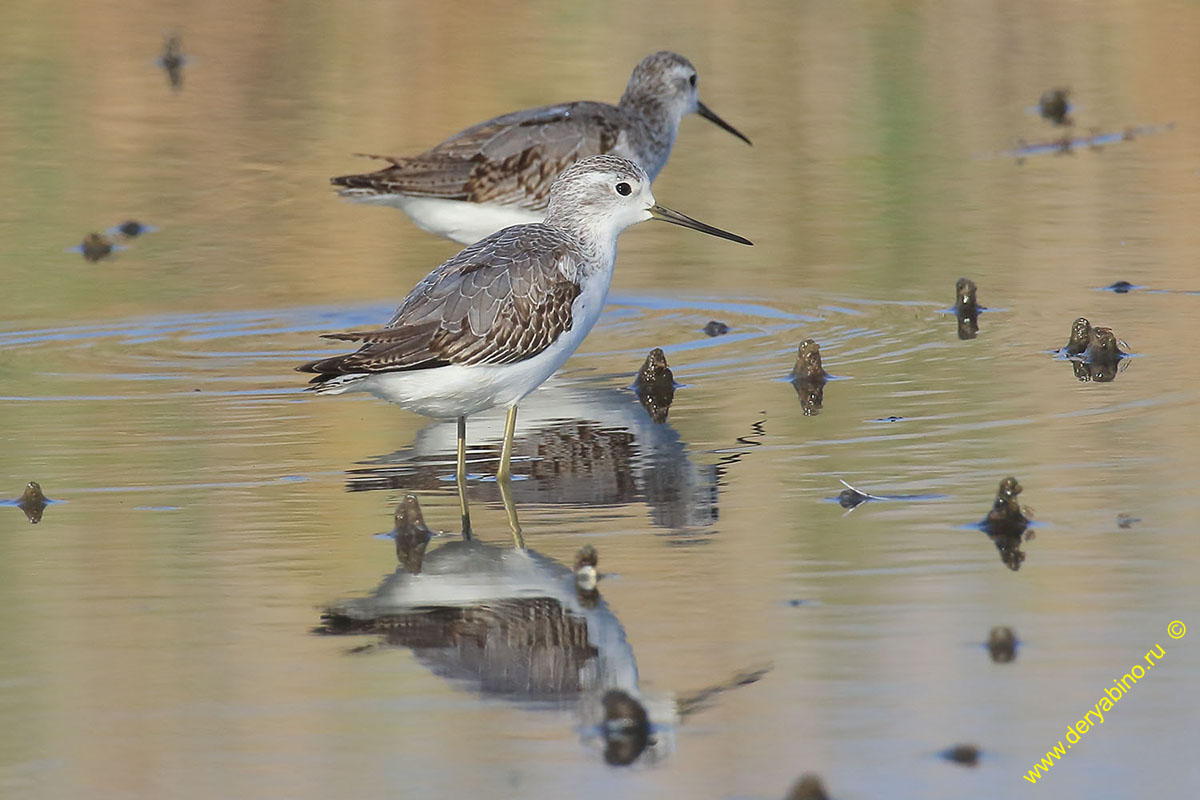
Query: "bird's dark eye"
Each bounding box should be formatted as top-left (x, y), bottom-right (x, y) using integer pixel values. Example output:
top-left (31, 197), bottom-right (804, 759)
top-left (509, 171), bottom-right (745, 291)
top-left (615, 182), bottom-right (632, 196)
top-left (689, 74), bottom-right (697, 87)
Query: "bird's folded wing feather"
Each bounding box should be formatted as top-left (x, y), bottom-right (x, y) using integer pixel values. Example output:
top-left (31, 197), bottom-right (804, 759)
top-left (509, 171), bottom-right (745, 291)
top-left (298, 226), bottom-right (582, 377)
top-left (331, 102), bottom-right (624, 211)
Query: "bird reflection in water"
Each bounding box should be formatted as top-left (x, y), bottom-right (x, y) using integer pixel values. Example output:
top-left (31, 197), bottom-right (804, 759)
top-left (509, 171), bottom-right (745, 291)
top-left (317, 495), bottom-right (767, 765)
top-left (345, 378), bottom-right (751, 534)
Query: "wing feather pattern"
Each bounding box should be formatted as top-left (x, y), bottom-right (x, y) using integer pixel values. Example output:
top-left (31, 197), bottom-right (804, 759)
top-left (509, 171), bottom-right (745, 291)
top-left (297, 226), bottom-right (582, 384)
top-left (331, 102), bottom-right (625, 211)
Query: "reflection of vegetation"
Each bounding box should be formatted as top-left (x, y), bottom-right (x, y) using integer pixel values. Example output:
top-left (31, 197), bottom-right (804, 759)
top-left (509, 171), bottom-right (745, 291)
top-left (1009, 123), bottom-right (1174, 162)
top-left (866, 8), bottom-right (945, 292)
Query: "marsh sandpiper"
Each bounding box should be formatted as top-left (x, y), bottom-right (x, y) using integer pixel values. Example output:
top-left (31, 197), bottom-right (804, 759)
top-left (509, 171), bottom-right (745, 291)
top-left (301, 155), bottom-right (750, 540)
top-left (331, 51), bottom-right (750, 244)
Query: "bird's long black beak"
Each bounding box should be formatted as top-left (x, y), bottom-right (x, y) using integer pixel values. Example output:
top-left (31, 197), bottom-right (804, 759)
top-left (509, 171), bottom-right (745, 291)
top-left (649, 205), bottom-right (753, 245)
top-left (697, 101), bottom-right (752, 145)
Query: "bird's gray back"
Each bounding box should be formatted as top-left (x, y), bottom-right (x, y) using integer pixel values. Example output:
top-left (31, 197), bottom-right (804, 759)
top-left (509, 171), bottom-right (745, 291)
top-left (298, 224), bottom-right (586, 378)
top-left (332, 102), bottom-right (633, 211)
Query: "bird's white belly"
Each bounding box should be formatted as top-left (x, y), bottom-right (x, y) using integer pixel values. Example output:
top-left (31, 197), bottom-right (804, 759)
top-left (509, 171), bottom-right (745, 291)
top-left (349, 277), bottom-right (610, 419)
top-left (344, 192), bottom-right (544, 245)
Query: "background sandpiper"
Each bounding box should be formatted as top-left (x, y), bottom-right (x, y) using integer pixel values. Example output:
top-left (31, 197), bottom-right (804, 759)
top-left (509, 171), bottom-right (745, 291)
top-left (301, 155), bottom-right (750, 539)
top-left (331, 51), bottom-right (750, 244)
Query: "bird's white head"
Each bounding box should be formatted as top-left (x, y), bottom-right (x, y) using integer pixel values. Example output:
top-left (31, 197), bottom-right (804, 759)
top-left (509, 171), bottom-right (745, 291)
top-left (545, 155), bottom-right (753, 248)
top-left (546, 155), bottom-right (656, 238)
top-left (620, 51), bottom-right (751, 145)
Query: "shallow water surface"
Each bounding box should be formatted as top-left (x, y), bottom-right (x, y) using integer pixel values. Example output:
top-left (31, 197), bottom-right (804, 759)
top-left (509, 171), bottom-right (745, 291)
top-left (2, 2), bottom-right (1199, 799)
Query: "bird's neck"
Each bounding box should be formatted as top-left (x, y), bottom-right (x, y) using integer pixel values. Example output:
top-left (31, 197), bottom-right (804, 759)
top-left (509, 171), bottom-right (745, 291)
top-left (617, 94), bottom-right (682, 181)
top-left (572, 227), bottom-right (619, 282)
top-left (542, 190), bottom-right (626, 267)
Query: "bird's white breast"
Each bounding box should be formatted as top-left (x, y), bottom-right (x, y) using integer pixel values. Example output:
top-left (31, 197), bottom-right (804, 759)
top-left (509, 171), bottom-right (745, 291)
top-left (345, 192), bottom-right (543, 245)
top-left (352, 267), bottom-right (612, 419)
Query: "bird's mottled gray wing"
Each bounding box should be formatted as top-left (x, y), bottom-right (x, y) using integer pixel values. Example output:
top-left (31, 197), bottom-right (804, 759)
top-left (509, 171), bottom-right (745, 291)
top-left (331, 102), bottom-right (625, 211)
top-left (297, 226), bottom-right (581, 380)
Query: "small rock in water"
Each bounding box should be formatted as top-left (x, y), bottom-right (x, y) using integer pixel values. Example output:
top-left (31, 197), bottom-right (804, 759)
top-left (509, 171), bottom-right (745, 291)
top-left (633, 347), bottom-right (675, 423)
top-left (790, 340), bottom-right (829, 415)
top-left (987, 626), bottom-right (1018, 663)
top-left (159, 34), bottom-right (186, 90)
top-left (1064, 323), bottom-right (1128, 384)
top-left (1063, 317), bottom-right (1093, 356)
top-left (1039, 88), bottom-right (1072, 126)
top-left (790, 339), bottom-right (828, 383)
top-left (115, 220), bottom-right (152, 238)
top-left (703, 320), bottom-right (729, 337)
top-left (391, 494), bottom-right (432, 573)
top-left (1083, 326), bottom-right (1126, 367)
top-left (982, 477), bottom-right (1033, 571)
top-left (954, 278), bottom-right (981, 339)
top-left (838, 486), bottom-right (869, 509)
top-left (942, 743), bottom-right (981, 766)
top-left (1106, 280), bottom-right (1135, 293)
top-left (1059, 318), bottom-right (1128, 378)
top-left (79, 232), bottom-right (114, 262)
top-left (16, 481), bottom-right (50, 524)
top-left (1117, 512), bottom-right (1140, 529)
top-left (601, 689), bottom-right (650, 766)
top-left (985, 477), bottom-right (1031, 533)
top-left (955, 277), bottom-right (980, 317)
top-left (785, 773), bottom-right (829, 800)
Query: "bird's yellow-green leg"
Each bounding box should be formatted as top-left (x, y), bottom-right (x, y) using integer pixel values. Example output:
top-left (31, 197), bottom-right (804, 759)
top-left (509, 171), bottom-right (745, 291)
top-left (497, 404), bottom-right (525, 549)
top-left (456, 415), bottom-right (472, 540)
